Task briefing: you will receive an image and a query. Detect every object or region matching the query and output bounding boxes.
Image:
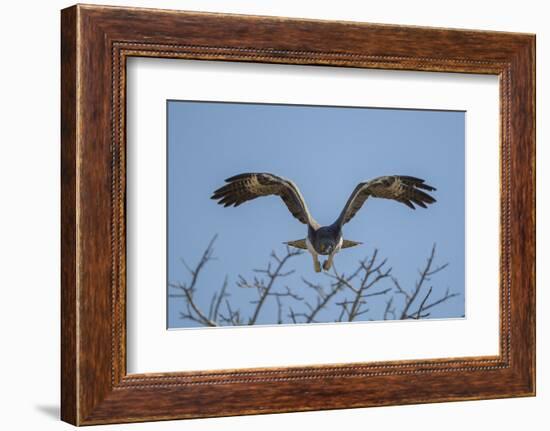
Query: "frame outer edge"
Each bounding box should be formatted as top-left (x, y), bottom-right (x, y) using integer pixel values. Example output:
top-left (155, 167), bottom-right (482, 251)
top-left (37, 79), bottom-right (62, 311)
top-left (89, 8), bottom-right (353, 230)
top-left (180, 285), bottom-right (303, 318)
top-left (527, 35), bottom-right (536, 395)
top-left (60, 4), bottom-right (536, 424)
top-left (521, 34), bottom-right (536, 394)
top-left (504, 35), bottom-right (536, 395)
top-left (61, 5), bottom-right (79, 426)
top-left (531, 34), bottom-right (536, 396)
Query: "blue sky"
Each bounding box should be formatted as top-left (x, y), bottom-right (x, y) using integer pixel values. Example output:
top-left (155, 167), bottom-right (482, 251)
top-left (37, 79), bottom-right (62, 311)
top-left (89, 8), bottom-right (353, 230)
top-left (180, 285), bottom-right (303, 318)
top-left (167, 101), bottom-right (465, 328)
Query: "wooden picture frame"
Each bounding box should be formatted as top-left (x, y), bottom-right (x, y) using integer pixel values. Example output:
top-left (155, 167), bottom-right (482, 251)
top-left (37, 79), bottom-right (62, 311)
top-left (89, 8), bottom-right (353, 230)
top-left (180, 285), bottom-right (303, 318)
top-left (61, 4), bottom-right (535, 425)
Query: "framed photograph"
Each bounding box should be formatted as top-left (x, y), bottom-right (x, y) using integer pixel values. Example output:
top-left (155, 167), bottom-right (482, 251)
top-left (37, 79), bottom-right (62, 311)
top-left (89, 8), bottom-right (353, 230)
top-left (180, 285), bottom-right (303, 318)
top-left (61, 4), bottom-right (535, 425)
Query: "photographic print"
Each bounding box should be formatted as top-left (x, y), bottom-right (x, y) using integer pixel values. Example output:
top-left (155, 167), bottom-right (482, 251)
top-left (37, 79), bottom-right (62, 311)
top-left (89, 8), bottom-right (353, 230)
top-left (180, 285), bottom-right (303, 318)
top-left (167, 101), bottom-right (465, 328)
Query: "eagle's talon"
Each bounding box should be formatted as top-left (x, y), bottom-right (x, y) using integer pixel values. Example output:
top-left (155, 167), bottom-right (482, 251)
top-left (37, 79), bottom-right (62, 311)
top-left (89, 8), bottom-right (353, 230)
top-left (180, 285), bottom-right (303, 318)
top-left (314, 261), bottom-right (321, 273)
top-left (323, 260), bottom-right (332, 271)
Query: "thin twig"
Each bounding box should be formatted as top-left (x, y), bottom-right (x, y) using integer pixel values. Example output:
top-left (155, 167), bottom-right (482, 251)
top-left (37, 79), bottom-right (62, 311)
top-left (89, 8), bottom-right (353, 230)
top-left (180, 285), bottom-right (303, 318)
top-left (240, 247), bottom-right (302, 325)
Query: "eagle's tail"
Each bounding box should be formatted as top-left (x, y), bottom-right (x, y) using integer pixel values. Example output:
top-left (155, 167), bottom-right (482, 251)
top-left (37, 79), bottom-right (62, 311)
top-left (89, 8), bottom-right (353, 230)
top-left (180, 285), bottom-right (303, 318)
top-left (284, 239), bottom-right (307, 250)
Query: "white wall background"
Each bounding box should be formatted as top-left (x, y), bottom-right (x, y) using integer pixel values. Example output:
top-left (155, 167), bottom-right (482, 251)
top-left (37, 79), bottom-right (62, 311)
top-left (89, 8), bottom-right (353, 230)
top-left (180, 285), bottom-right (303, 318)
top-left (0, 0), bottom-right (545, 429)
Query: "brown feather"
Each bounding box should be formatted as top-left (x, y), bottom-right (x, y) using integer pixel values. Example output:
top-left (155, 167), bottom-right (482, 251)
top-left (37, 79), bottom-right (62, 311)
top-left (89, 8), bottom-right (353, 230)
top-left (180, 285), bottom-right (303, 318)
top-left (211, 173), bottom-right (316, 226)
top-left (337, 175), bottom-right (436, 225)
top-left (284, 239), bottom-right (308, 249)
top-left (341, 239), bottom-right (362, 249)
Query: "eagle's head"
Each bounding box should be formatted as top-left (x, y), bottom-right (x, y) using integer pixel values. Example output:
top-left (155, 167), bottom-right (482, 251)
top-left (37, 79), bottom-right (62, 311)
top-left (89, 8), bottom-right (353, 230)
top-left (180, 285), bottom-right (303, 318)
top-left (313, 226), bottom-right (340, 255)
top-left (319, 241), bottom-right (334, 255)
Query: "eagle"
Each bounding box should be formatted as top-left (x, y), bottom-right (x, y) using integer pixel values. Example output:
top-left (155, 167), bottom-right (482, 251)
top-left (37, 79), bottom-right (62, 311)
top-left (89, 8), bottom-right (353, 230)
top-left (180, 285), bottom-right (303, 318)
top-left (211, 173), bottom-right (436, 272)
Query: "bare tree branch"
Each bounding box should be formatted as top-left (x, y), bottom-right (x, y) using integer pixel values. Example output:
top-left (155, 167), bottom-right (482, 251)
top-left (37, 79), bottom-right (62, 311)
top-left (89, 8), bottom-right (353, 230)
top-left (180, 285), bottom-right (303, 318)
top-left (390, 244), bottom-right (459, 320)
top-left (171, 238), bottom-right (459, 327)
top-left (327, 250), bottom-right (392, 321)
top-left (399, 243), bottom-right (437, 319)
top-left (384, 297), bottom-right (396, 320)
top-left (298, 276), bottom-right (346, 323)
top-left (235, 247), bottom-right (302, 325)
top-left (169, 235), bottom-right (220, 326)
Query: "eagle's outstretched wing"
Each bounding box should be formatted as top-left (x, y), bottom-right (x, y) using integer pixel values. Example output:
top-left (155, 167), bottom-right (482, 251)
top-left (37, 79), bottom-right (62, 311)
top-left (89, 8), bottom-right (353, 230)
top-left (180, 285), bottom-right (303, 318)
top-left (211, 173), bottom-right (317, 227)
top-left (336, 175), bottom-right (436, 226)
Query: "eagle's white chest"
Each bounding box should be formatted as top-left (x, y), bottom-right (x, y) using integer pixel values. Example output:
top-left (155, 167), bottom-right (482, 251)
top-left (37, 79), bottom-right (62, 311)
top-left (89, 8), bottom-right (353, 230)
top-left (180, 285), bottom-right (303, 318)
top-left (306, 237), bottom-right (317, 257)
top-left (335, 236), bottom-right (343, 253)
